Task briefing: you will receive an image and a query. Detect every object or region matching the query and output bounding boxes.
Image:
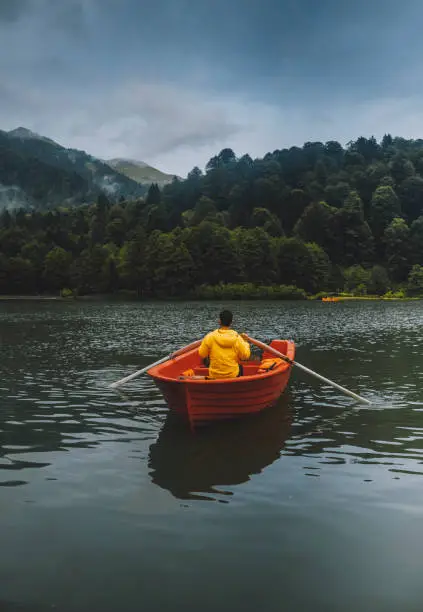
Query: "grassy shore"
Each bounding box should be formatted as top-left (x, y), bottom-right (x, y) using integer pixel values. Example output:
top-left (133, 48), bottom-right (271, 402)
top-left (0, 291), bottom-right (422, 302)
top-left (333, 296), bottom-right (420, 301)
top-left (311, 294), bottom-right (422, 301)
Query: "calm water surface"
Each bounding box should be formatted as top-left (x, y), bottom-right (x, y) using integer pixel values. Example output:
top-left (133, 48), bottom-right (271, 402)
top-left (1, 299), bottom-right (423, 611)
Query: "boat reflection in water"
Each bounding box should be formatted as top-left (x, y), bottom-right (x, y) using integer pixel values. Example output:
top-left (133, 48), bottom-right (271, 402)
top-left (148, 395), bottom-right (293, 502)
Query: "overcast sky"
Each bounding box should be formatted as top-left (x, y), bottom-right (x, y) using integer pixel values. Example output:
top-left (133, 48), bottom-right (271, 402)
top-left (1, 0), bottom-right (423, 176)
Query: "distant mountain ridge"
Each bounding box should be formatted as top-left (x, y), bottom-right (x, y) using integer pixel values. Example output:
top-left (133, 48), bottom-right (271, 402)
top-left (0, 127), bottom-right (177, 210)
top-left (105, 157), bottom-right (180, 186)
top-left (8, 127), bottom-right (58, 146)
top-left (108, 157), bottom-right (149, 167)
top-left (0, 129), bottom-right (96, 209)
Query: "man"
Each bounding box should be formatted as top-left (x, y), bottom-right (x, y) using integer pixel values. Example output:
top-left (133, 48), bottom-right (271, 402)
top-left (198, 309), bottom-right (251, 379)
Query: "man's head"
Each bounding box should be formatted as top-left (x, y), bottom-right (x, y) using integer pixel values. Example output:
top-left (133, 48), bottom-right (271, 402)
top-left (219, 309), bottom-right (233, 327)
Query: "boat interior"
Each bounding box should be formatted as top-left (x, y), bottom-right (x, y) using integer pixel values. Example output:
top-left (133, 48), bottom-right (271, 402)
top-left (151, 340), bottom-right (291, 381)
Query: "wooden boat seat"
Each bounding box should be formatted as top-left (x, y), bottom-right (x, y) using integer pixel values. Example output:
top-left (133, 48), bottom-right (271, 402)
top-left (192, 364), bottom-right (271, 377)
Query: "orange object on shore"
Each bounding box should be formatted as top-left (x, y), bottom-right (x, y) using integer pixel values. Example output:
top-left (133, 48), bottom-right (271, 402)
top-left (148, 340), bottom-right (295, 428)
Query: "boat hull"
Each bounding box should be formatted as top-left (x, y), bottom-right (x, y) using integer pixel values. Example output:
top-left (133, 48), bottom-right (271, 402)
top-left (148, 340), bottom-right (295, 427)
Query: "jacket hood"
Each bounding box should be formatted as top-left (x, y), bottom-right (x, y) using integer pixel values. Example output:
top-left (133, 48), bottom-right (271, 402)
top-left (213, 328), bottom-right (239, 348)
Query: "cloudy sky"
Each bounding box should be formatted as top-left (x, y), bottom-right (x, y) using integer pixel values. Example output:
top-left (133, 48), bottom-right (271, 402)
top-left (1, 0), bottom-right (423, 176)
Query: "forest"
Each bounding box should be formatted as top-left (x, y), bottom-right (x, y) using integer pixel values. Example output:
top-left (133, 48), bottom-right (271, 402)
top-left (2, 134), bottom-right (423, 299)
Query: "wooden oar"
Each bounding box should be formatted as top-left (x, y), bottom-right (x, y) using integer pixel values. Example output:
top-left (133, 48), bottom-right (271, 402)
top-left (109, 339), bottom-right (202, 389)
top-left (245, 335), bottom-right (371, 406)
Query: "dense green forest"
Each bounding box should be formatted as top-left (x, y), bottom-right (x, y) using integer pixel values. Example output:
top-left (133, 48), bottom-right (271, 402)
top-left (2, 134), bottom-right (423, 299)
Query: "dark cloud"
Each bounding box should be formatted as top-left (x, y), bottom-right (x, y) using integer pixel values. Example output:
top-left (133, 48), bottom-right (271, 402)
top-left (1, 0), bottom-right (423, 174)
top-left (50, 1), bottom-right (89, 37)
top-left (0, 0), bottom-right (92, 35)
top-left (0, 0), bottom-right (29, 22)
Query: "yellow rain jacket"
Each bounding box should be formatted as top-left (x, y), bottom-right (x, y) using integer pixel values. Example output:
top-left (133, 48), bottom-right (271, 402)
top-left (198, 328), bottom-right (251, 379)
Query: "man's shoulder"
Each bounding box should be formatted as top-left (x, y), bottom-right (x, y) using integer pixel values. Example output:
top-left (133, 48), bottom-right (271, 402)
top-left (203, 329), bottom-right (218, 341)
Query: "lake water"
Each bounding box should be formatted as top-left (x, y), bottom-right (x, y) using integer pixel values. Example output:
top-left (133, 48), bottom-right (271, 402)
top-left (1, 299), bottom-right (423, 611)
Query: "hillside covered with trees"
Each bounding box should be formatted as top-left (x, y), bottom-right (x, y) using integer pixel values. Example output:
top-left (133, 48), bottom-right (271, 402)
top-left (2, 135), bottom-right (423, 299)
top-left (0, 128), bottom-right (146, 208)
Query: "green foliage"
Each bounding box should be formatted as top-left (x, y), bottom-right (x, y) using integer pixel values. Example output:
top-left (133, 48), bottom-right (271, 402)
top-left (251, 207), bottom-right (283, 237)
top-left (43, 246), bottom-right (72, 290)
top-left (399, 176), bottom-right (423, 220)
top-left (294, 201), bottom-right (336, 257)
top-left (61, 288), bottom-right (76, 298)
top-left (7, 257), bottom-right (36, 294)
top-left (334, 191), bottom-right (374, 266)
top-left (233, 227), bottom-right (277, 285)
top-left (188, 196), bottom-right (218, 226)
top-left (70, 245), bottom-right (112, 295)
top-left (194, 283), bottom-right (307, 300)
top-left (105, 204), bottom-right (128, 246)
top-left (281, 189), bottom-right (310, 232)
top-left (2, 135), bottom-right (423, 298)
top-left (324, 181), bottom-right (350, 208)
top-left (389, 155), bottom-right (415, 186)
top-left (407, 265), bottom-right (423, 296)
top-left (277, 237), bottom-right (330, 293)
top-left (383, 289), bottom-right (406, 299)
top-left (370, 185), bottom-right (401, 240)
top-left (146, 183), bottom-right (161, 206)
top-left (410, 216), bottom-right (423, 265)
top-left (344, 266), bottom-right (371, 295)
top-left (182, 222), bottom-right (243, 286)
top-left (144, 231), bottom-right (194, 297)
top-left (383, 217), bottom-right (411, 282)
top-left (106, 159), bottom-right (176, 186)
top-left (369, 265), bottom-right (390, 295)
top-left (118, 228), bottom-right (146, 295)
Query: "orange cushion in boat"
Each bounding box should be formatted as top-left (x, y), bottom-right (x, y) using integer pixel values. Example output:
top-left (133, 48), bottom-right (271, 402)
top-left (182, 368), bottom-right (195, 377)
top-left (257, 358), bottom-right (283, 373)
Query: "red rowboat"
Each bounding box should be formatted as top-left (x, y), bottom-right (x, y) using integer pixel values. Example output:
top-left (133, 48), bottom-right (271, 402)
top-left (148, 339), bottom-right (295, 428)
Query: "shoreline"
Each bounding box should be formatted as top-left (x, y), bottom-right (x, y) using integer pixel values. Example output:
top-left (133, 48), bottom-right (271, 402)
top-left (317, 296), bottom-right (421, 302)
top-left (0, 295), bottom-right (63, 301)
top-left (0, 293), bottom-right (422, 302)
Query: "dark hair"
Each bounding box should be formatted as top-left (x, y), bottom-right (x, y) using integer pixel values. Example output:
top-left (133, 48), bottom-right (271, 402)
top-left (219, 309), bottom-right (233, 326)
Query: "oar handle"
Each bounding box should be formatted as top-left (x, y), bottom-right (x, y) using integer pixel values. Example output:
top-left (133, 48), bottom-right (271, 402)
top-left (109, 339), bottom-right (202, 388)
top-left (109, 354), bottom-right (170, 388)
top-left (245, 335), bottom-right (371, 406)
top-left (244, 335), bottom-right (293, 365)
top-left (171, 339), bottom-right (202, 358)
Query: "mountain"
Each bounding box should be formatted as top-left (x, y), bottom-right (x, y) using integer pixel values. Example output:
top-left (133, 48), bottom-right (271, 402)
top-left (0, 126), bottom-right (181, 210)
top-left (0, 127), bottom-right (149, 210)
top-left (0, 130), bottom-right (97, 209)
top-left (8, 127), bottom-right (58, 146)
top-left (106, 158), bottom-right (179, 186)
top-left (5, 127), bottom-right (146, 202)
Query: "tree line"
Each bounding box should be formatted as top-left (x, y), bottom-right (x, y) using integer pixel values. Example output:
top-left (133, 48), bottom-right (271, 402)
top-left (2, 134), bottom-right (423, 298)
